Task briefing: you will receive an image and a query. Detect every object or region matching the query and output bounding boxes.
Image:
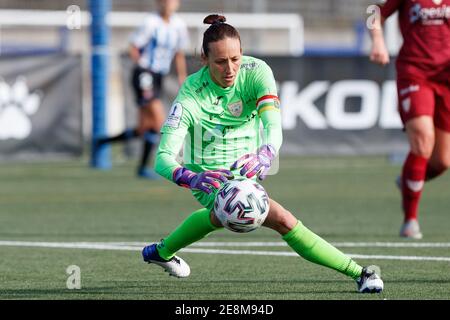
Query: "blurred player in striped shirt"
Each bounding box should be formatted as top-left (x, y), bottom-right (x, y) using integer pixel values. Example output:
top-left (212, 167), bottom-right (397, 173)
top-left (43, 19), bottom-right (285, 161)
top-left (96, 0), bottom-right (189, 179)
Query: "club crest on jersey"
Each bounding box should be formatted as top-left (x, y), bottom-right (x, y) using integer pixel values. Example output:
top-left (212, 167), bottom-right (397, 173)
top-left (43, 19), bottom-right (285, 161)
top-left (228, 101), bottom-right (243, 117)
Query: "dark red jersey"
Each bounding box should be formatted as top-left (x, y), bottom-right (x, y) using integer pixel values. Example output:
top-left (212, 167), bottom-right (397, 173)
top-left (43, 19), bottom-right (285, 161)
top-left (379, 0), bottom-right (450, 81)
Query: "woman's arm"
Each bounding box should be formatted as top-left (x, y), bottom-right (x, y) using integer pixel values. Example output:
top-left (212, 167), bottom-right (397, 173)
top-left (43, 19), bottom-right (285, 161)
top-left (174, 51), bottom-right (188, 85)
top-left (369, 15), bottom-right (390, 66)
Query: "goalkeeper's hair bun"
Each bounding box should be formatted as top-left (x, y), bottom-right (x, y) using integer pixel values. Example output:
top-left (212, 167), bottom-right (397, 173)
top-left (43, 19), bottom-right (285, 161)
top-left (203, 14), bottom-right (226, 25)
top-left (202, 14), bottom-right (240, 57)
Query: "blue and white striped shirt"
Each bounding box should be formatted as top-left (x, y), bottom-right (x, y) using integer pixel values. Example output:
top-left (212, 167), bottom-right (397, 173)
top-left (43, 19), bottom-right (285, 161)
top-left (130, 13), bottom-right (189, 74)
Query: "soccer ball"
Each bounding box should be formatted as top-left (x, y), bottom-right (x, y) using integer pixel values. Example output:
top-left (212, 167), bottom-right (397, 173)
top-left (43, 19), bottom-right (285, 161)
top-left (214, 178), bottom-right (270, 233)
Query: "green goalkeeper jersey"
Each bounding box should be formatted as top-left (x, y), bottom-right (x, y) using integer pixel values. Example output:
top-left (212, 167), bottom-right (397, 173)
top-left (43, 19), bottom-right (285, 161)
top-left (155, 55), bottom-right (282, 183)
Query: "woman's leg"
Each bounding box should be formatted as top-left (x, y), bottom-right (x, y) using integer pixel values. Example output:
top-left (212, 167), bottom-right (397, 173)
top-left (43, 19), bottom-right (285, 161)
top-left (137, 100), bottom-right (165, 177)
top-left (155, 208), bottom-right (222, 260)
top-left (426, 128), bottom-right (450, 181)
top-left (398, 116), bottom-right (434, 238)
top-left (263, 199), bottom-right (363, 280)
top-left (142, 207), bottom-right (222, 277)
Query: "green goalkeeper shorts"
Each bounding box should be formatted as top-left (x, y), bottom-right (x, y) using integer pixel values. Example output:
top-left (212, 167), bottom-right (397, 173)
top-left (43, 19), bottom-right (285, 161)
top-left (191, 188), bottom-right (218, 211)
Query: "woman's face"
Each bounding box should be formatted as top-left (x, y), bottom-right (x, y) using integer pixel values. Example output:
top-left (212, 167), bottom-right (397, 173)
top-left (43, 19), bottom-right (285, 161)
top-left (203, 37), bottom-right (242, 88)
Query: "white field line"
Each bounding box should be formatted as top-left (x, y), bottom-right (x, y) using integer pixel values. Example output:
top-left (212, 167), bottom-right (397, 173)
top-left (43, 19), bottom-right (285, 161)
top-left (0, 241), bottom-right (141, 251)
top-left (0, 241), bottom-right (450, 262)
top-left (181, 248), bottom-right (450, 262)
top-left (104, 241), bottom-right (450, 248)
top-left (347, 254), bottom-right (450, 262)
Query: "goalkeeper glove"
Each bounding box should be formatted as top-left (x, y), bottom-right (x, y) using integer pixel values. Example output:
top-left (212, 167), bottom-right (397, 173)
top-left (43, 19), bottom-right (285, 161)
top-left (230, 144), bottom-right (276, 181)
top-left (173, 167), bottom-right (234, 194)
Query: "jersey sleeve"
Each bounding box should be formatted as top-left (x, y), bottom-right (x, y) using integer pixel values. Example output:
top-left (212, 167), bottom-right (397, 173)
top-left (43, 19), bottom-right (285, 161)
top-left (251, 61), bottom-right (278, 103)
top-left (259, 101), bottom-right (282, 155)
top-left (176, 19), bottom-right (189, 52)
top-left (251, 61), bottom-right (283, 154)
top-left (154, 96), bottom-right (196, 182)
top-left (130, 17), bottom-right (153, 48)
top-left (377, 0), bottom-right (403, 18)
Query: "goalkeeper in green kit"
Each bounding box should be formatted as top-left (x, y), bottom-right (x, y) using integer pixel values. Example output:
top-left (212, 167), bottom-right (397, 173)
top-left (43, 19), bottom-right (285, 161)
top-left (142, 14), bottom-right (384, 293)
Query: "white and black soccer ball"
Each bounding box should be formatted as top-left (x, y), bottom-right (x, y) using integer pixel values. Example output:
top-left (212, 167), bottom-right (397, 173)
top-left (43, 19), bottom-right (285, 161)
top-left (214, 178), bottom-right (270, 233)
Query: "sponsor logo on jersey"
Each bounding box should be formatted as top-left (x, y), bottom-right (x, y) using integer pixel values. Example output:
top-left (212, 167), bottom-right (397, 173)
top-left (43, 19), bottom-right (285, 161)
top-left (228, 101), bottom-right (243, 117)
top-left (209, 110), bottom-right (225, 121)
top-left (240, 61), bottom-right (258, 70)
top-left (213, 96), bottom-right (223, 105)
top-left (164, 102), bottom-right (183, 128)
top-left (410, 2), bottom-right (450, 24)
top-left (195, 81), bottom-right (209, 95)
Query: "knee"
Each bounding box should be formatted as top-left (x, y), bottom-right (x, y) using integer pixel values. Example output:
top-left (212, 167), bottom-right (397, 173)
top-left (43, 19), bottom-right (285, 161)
top-left (409, 130), bottom-right (435, 158)
top-left (432, 154), bottom-right (450, 172)
top-left (270, 208), bottom-right (297, 234)
top-left (155, 111), bottom-right (166, 129)
top-left (276, 209), bottom-right (292, 229)
top-left (148, 107), bottom-right (165, 130)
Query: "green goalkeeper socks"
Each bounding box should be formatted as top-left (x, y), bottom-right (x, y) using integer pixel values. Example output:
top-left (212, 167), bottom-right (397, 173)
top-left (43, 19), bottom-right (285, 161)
top-left (283, 220), bottom-right (362, 279)
top-left (156, 208), bottom-right (222, 260)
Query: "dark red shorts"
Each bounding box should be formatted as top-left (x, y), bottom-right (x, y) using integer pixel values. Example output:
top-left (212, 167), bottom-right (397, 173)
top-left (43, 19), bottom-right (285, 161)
top-left (397, 78), bottom-right (450, 132)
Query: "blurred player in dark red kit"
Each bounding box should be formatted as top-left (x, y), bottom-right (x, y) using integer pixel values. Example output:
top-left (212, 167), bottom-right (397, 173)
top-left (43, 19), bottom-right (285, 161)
top-left (369, 0), bottom-right (450, 239)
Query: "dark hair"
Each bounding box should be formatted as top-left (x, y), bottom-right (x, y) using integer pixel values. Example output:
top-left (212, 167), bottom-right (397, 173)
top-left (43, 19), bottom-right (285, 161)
top-left (202, 14), bottom-right (241, 57)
